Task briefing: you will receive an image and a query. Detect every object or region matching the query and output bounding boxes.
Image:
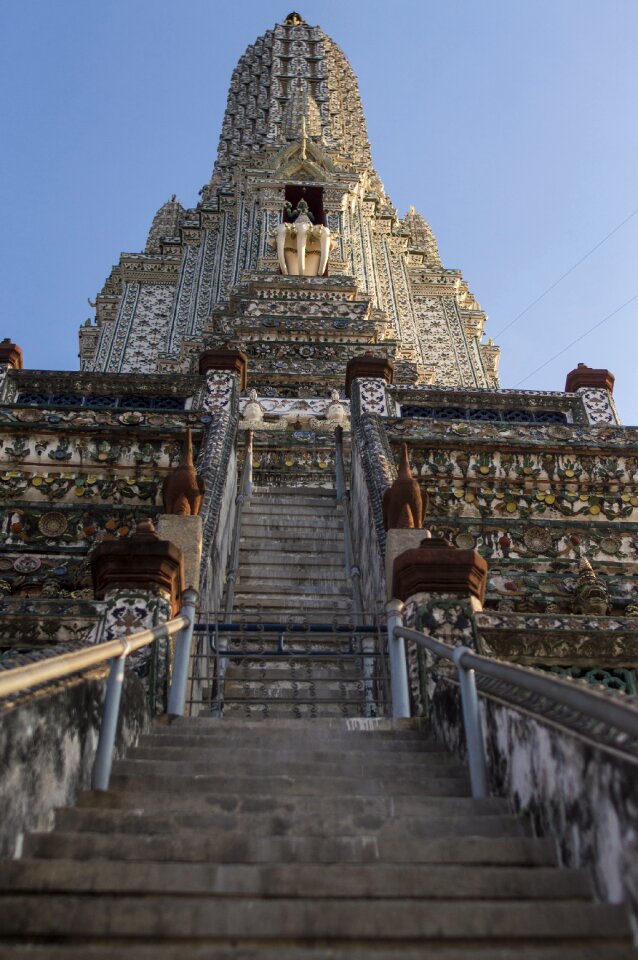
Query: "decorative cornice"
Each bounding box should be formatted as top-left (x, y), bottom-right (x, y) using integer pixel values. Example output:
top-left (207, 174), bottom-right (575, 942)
top-left (0, 340), bottom-right (23, 370)
top-left (392, 537), bottom-right (488, 604)
top-left (345, 355), bottom-right (394, 398)
top-left (90, 521), bottom-right (184, 613)
top-left (565, 363), bottom-right (615, 394)
top-left (199, 350), bottom-right (248, 391)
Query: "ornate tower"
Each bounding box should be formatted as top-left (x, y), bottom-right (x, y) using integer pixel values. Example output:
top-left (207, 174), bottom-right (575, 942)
top-left (80, 13), bottom-right (498, 395)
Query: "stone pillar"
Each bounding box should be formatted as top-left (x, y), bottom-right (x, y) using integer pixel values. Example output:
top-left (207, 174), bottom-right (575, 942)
top-left (345, 354), bottom-right (394, 414)
top-left (388, 535), bottom-right (488, 713)
top-left (91, 520), bottom-right (184, 618)
top-left (90, 520), bottom-right (185, 711)
top-left (565, 362), bottom-right (619, 425)
top-left (0, 339), bottom-right (23, 401)
top-left (199, 348), bottom-right (248, 391)
top-left (0, 339), bottom-right (24, 370)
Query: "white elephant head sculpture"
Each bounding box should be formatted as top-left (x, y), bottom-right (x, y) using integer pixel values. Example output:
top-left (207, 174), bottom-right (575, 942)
top-left (272, 214), bottom-right (333, 277)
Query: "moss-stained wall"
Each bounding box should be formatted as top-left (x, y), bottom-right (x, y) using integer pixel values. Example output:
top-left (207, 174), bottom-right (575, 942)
top-left (431, 678), bottom-right (638, 938)
top-left (0, 666), bottom-right (150, 857)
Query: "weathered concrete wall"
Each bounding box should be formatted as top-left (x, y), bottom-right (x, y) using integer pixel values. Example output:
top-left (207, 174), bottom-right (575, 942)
top-left (350, 439), bottom-right (385, 616)
top-left (431, 677), bottom-right (638, 937)
top-left (0, 665), bottom-right (150, 858)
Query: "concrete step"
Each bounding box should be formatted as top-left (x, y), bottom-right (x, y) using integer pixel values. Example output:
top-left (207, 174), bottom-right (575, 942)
top-left (220, 685), bottom-right (369, 704)
top-left (243, 503), bottom-right (341, 517)
top-left (136, 733), bottom-right (438, 754)
top-left (217, 636), bottom-right (376, 648)
top-left (241, 512), bottom-right (343, 538)
top-left (53, 807), bottom-right (527, 841)
top-left (239, 552), bottom-right (345, 566)
top-left (221, 673), bottom-right (369, 689)
top-left (110, 758), bottom-right (469, 788)
top-left (23, 832), bottom-right (555, 866)
top-left (0, 942), bottom-right (633, 960)
top-left (245, 498), bottom-right (341, 510)
top-left (253, 486), bottom-right (339, 499)
top-left (239, 537), bottom-right (344, 553)
top-left (234, 567), bottom-right (346, 578)
top-left (238, 567), bottom-right (348, 582)
top-left (0, 894), bottom-right (626, 942)
top-left (0, 944), bottom-right (634, 960)
top-left (75, 790), bottom-right (499, 820)
top-left (215, 648), bottom-right (371, 664)
top-left (125, 745), bottom-right (462, 776)
top-left (168, 717), bottom-right (422, 741)
top-left (106, 772), bottom-right (472, 798)
top-left (232, 594), bottom-right (353, 611)
top-left (235, 580), bottom-right (351, 596)
top-left (218, 702), bottom-right (369, 719)
top-left (136, 733), bottom-right (446, 755)
top-left (0, 858), bottom-right (590, 899)
top-left (242, 498), bottom-right (345, 525)
top-left (214, 650), bottom-right (374, 663)
top-left (214, 620), bottom-right (370, 638)
top-left (162, 716), bottom-right (425, 733)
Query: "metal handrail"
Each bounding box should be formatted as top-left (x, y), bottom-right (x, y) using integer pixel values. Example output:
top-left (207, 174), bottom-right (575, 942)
top-left (224, 428), bottom-right (253, 621)
top-left (0, 589), bottom-right (198, 791)
top-left (390, 617), bottom-right (638, 798)
top-left (0, 618), bottom-right (187, 699)
top-left (396, 624), bottom-right (638, 740)
top-left (194, 621), bottom-right (381, 634)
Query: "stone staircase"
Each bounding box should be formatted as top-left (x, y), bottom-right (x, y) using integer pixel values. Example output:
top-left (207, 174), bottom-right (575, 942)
top-left (212, 487), bottom-right (384, 719)
top-left (233, 486), bottom-right (352, 620)
top-left (0, 717), bottom-right (634, 957)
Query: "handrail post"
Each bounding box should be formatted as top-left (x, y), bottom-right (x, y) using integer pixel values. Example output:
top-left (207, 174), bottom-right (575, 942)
top-left (92, 646), bottom-right (129, 791)
top-left (386, 601), bottom-right (410, 718)
top-left (452, 645), bottom-right (489, 798)
top-left (245, 428), bottom-right (254, 497)
top-left (167, 588), bottom-right (198, 718)
top-left (335, 425), bottom-right (345, 500)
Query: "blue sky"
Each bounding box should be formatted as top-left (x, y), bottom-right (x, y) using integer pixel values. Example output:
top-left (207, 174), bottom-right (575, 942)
top-left (1, 1), bottom-right (637, 420)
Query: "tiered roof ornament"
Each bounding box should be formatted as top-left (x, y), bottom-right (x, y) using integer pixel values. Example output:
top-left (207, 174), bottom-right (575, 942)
top-left (402, 206), bottom-right (442, 267)
top-left (145, 195), bottom-right (185, 254)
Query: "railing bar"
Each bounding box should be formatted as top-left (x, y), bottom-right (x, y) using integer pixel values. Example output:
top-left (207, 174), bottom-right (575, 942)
top-left (194, 623), bottom-right (381, 634)
top-left (0, 616), bottom-right (189, 699)
top-left (396, 624), bottom-right (638, 740)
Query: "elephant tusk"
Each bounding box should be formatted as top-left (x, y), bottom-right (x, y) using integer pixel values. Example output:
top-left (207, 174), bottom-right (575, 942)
top-left (296, 227), bottom-right (307, 275)
top-left (275, 224), bottom-right (288, 275)
top-left (318, 226), bottom-right (331, 276)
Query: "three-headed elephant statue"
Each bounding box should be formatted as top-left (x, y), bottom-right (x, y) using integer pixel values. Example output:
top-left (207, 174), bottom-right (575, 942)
top-left (272, 214), bottom-right (333, 277)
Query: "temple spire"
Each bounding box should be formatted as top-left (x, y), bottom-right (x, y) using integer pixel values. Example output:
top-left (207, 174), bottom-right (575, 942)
top-left (145, 195), bottom-right (184, 254)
